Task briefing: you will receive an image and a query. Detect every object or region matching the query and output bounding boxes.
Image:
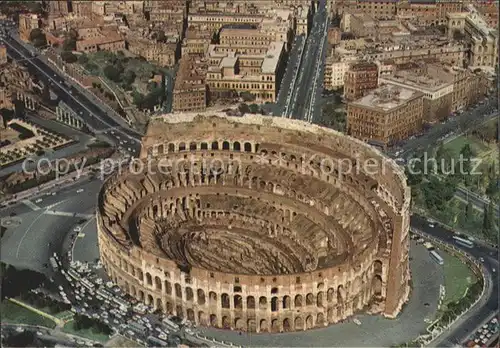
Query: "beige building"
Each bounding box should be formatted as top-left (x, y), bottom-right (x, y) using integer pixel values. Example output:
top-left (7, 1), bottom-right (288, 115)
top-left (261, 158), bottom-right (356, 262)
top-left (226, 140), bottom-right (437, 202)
top-left (347, 84), bottom-right (424, 147)
top-left (127, 37), bottom-right (177, 67)
top-left (205, 40), bottom-right (286, 103)
top-left (182, 26), bottom-right (212, 57)
top-left (19, 13), bottom-right (40, 42)
top-left (323, 55), bottom-right (350, 91)
top-left (463, 6), bottom-right (498, 68)
top-left (75, 27), bottom-right (125, 53)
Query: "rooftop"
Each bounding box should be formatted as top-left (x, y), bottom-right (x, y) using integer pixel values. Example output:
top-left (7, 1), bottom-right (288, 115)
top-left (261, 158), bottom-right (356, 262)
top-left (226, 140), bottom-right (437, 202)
top-left (350, 84), bottom-right (423, 111)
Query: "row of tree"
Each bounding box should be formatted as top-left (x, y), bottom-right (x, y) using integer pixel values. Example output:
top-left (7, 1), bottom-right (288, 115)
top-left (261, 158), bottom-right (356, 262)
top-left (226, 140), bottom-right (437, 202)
top-left (20, 291), bottom-right (71, 314)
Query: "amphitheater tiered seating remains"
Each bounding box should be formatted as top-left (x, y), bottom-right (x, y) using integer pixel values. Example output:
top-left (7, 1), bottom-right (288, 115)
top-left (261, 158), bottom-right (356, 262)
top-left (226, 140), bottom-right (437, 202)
top-left (97, 112), bottom-right (411, 333)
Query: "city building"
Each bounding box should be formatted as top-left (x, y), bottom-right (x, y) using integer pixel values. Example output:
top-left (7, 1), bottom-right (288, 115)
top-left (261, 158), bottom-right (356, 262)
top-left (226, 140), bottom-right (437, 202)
top-left (0, 44), bottom-right (7, 65)
top-left (205, 39), bottom-right (286, 103)
top-left (172, 56), bottom-right (207, 113)
top-left (48, 0), bottom-right (70, 16)
top-left (97, 112), bottom-right (411, 333)
top-left (182, 26), bottom-right (212, 57)
top-left (127, 37), bottom-right (178, 68)
top-left (18, 13), bottom-right (40, 42)
top-left (347, 84), bottom-right (424, 147)
top-left (463, 5), bottom-right (498, 68)
top-left (75, 27), bottom-right (125, 53)
top-left (323, 55), bottom-right (349, 91)
top-left (344, 62), bottom-right (378, 101)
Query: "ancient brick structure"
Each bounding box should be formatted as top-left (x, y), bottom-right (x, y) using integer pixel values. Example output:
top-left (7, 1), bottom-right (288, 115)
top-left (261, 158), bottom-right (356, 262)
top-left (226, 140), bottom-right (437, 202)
top-left (97, 112), bottom-right (411, 333)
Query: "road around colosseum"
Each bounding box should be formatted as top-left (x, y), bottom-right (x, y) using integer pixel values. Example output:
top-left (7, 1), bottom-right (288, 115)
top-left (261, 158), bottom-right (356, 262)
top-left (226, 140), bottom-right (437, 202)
top-left (199, 240), bottom-right (442, 347)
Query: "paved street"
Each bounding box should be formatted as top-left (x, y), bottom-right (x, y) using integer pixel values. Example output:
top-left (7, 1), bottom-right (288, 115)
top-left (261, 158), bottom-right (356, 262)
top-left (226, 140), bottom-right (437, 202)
top-left (0, 179), bottom-right (103, 274)
top-left (411, 215), bottom-right (499, 347)
top-left (286, 0), bottom-right (329, 121)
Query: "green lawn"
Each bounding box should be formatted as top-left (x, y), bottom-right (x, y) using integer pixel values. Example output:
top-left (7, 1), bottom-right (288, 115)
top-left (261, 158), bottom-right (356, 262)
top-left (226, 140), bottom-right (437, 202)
top-left (62, 320), bottom-right (110, 342)
top-left (439, 249), bottom-right (477, 307)
top-left (1, 300), bottom-right (56, 329)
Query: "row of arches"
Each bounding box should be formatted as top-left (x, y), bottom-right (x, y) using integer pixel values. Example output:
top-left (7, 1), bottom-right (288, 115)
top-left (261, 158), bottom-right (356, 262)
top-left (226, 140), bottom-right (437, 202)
top-left (154, 141), bottom-right (257, 156)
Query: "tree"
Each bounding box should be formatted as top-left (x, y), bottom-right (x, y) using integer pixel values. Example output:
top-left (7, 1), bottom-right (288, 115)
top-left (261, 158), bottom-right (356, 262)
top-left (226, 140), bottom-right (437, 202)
top-left (249, 103), bottom-right (261, 114)
top-left (465, 201), bottom-right (473, 220)
top-left (103, 65), bottom-right (122, 82)
top-left (62, 38), bottom-right (76, 52)
top-left (61, 51), bottom-right (77, 63)
top-left (78, 54), bottom-right (89, 65)
top-left (122, 70), bottom-right (136, 86)
top-left (238, 103), bottom-right (250, 114)
top-left (482, 202), bottom-right (497, 239)
top-left (29, 28), bottom-right (47, 47)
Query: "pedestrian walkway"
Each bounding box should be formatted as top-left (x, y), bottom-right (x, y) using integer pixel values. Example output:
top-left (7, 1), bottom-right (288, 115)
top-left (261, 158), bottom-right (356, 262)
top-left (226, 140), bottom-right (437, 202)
top-left (44, 210), bottom-right (93, 219)
top-left (21, 200), bottom-right (41, 211)
top-left (8, 298), bottom-right (63, 327)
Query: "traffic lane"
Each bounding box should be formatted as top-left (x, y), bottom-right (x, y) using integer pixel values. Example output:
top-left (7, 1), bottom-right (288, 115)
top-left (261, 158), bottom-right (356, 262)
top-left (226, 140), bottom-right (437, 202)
top-left (5, 36), bottom-right (140, 138)
top-left (1, 178), bottom-right (103, 216)
top-left (0, 209), bottom-right (80, 274)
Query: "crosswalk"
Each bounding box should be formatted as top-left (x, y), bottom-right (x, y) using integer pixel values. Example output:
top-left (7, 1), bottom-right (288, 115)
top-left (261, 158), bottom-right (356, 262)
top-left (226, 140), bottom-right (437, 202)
top-left (44, 210), bottom-right (93, 219)
top-left (21, 200), bottom-right (41, 211)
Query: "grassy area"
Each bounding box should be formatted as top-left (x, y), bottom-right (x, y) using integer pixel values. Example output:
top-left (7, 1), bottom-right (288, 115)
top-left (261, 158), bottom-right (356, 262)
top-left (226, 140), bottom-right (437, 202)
top-left (55, 310), bottom-right (74, 321)
top-left (439, 249), bottom-right (477, 307)
top-left (1, 300), bottom-right (56, 329)
top-left (62, 320), bottom-right (110, 343)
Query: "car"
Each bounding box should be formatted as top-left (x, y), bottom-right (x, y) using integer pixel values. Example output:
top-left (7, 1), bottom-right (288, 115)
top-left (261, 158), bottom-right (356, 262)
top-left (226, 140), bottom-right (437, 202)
top-left (35, 198), bottom-right (42, 203)
top-left (479, 257), bottom-right (484, 262)
top-left (76, 188), bottom-right (84, 193)
top-left (36, 331), bottom-right (43, 336)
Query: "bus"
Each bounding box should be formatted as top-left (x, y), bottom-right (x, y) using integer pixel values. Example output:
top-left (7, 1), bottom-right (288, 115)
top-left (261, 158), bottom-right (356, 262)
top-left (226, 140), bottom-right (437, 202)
top-left (430, 250), bottom-right (444, 265)
top-left (453, 236), bottom-right (474, 248)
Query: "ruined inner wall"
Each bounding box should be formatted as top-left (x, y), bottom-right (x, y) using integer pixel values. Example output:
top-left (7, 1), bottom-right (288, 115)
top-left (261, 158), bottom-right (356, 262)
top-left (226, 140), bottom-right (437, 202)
top-left (97, 113), bottom-right (411, 333)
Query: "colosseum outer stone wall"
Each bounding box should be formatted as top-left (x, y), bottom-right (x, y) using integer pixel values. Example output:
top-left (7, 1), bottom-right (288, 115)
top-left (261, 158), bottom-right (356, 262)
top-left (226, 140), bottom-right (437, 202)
top-left (97, 112), bottom-right (411, 333)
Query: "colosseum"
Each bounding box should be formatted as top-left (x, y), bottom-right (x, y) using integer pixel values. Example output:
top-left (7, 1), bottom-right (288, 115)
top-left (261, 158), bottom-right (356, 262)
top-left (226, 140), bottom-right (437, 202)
top-left (97, 112), bottom-right (411, 333)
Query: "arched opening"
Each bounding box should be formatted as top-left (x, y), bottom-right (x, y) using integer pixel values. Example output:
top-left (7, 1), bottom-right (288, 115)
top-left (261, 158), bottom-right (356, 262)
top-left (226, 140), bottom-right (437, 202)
top-left (187, 309), bottom-right (195, 321)
top-left (146, 273), bottom-right (152, 286)
top-left (316, 313), bottom-right (325, 326)
top-left (271, 296), bottom-right (278, 312)
top-left (233, 141), bottom-right (241, 151)
top-left (244, 142), bottom-right (252, 152)
top-left (306, 293), bottom-right (314, 306)
top-left (186, 287), bottom-right (194, 301)
top-left (327, 308), bottom-right (334, 322)
top-left (247, 319), bottom-right (257, 332)
top-left (201, 142), bottom-right (208, 150)
top-left (168, 143), bottom-right (175, 152)
top-left (327, 288), bottom-right (335, 302)
top-left (211, 141), bottom-right (219, 150)
top-left (222, 316), bottom-right (230, 329)
top-left (306, 315), bottom-right (314, 329)
top-left (155, 276), bottom-right (162, 290)
top-left (138, 290), bottom-right (144, 301)
top-left (210, 314), bottom-right (217, 327)
top-left (156, 298), bottom-right (162, 311)
top-left (147, 294), bottom-right (153, 306)
top-left (157, 144), bottom-right (164, 155)
top-left (176, 305), bottom-right (183, 318)
top-left (294, 294), bottom-right (303, 307)
top-left (197, 289), bottom-right (206, 305)
top-left (283, 295), bottom-right (291, 309)
top-left (166, 302), bottom-right (173, 314)
top-left (294, 316), bottom-right (304, 330)
top-left (175, 284), bottom-right (182, 299)
top-left (234, 295), bottom-right (243, 309)
top-left (353, 295), bottom-right (360, 311)
top-left (178, 142), bottom-right (186, 151)
top-left (221, 293), bottom-right (230, 308)
top-left (260, 319), bottom-right (268, 332)
top-left (259, 296), bottom-right (267, 309)
top-left (317, 282), bottom-right (324, 290)
top-left (372, 275), bottom-right (383, 296)
top-left (247, 296), bottom-right (255, 309)
top-left (373, 260), bottom-right (383, 275)
top-left (271, 319), bottom-right (279, 333)
top-left (317, 291), bottom-right (324, 307)
top-left (235, 318), bottom-right (244, 330)
top-left (283, 318), bottom-right (291, 332)
top-left (165, 280), bottom-right (172, 295)
top-left (189, 142), bottom-right (197, 151)
top-left (222, 141), bottom-right (230, 150)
